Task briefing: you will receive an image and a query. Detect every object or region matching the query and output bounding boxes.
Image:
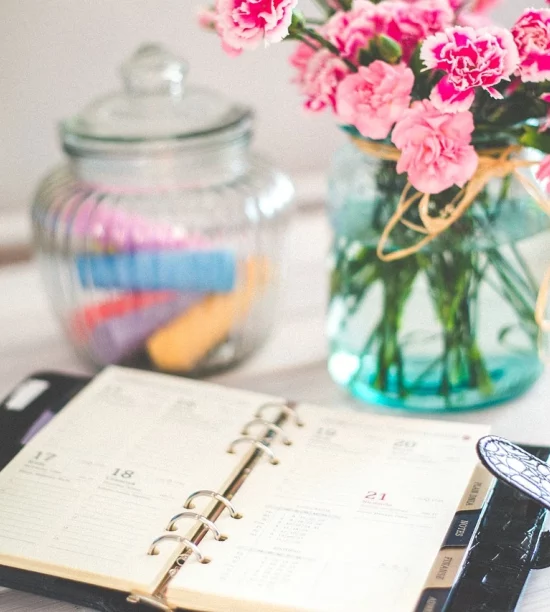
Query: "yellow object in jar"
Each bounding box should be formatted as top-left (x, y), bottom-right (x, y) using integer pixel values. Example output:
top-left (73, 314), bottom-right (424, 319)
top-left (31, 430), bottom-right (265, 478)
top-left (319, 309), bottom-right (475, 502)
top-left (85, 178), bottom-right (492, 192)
top-left (146, 259), bottom-right (269, 372)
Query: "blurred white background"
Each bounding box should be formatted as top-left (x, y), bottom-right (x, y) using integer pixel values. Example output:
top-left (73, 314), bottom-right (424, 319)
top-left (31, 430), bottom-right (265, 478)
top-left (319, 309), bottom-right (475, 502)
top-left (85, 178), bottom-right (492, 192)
top-left (0, 0), bottom-right (533, 221)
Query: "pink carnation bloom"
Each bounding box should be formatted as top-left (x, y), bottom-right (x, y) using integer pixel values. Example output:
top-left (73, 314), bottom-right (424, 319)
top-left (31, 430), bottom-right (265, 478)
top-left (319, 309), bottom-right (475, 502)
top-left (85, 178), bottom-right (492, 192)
top-left (391, 100), bottom-right (478, 194)
top-left (216, 0), bottom-right (298, 51)
top-left (457, 9), bottom-right (491, 28)
top-left (289, 42), bottom-right (317, 85)
top-left (198, 7), bottom-right (217, 30)
top-left (377, 0), bottom-right (454, 62)
top-left (470, 0), bottom-right (501, 13)
top-left (336, 61), bottom-right (414, 140)
top-left (512, 9), bottom-right (550, 83)
top-left (421, 26), bottom-right (519, 113)
top-left (536, 156), bottom-right (550, 195)
top-left (301, 49), bottom-right (350, 112)
top-left (323, 1), bottom-right (379, 61)
top-left (198, 6), bottom-right (242, 56)
top-left (323, 0), bottom-right (453, 64)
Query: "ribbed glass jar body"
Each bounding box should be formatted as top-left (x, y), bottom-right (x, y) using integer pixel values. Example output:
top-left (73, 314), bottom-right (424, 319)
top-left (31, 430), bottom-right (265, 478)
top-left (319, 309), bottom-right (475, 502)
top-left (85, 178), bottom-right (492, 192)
top-left (32, 140), bottom-right (293, 375)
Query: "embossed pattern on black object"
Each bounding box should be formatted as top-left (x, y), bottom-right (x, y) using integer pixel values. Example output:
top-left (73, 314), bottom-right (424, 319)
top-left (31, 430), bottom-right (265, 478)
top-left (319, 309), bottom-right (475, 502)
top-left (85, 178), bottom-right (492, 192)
top-left (479, 437), bottom-right (550, 511)
top-left (445, 446), bottom-right (550, 612)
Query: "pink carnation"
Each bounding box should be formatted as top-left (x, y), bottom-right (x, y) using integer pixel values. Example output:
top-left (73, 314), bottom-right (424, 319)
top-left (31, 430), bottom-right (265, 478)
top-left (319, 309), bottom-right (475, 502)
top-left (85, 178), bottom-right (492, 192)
top-left (198, 7), bottom-right (217, 30)
top-left (216, 0), bottom-right (298, 51)
top-left (323, 2), bottom-right (379, 61)
top-left (391, 100), bottom-right (478, 194)
top-left (470, 0), bottom-right (501, 13)
top-left (421, 26), bottom-right (519, 113)
top-left (198, 6), bottom-right (242, 56)
top-left (336, 61), bottom-right (414, 140)
top-left (512, 9), bottom-right (550, 83)
top-left (536, 156), bottom-right (550, 195)
top-left (377, 0), bottom-right (454, 62)
top-left (301, 49), bottom-right (350, 112)
top-left (289, 42), bottom-right (317, 85)
top-left (457, 11), bottom-right (491, 29)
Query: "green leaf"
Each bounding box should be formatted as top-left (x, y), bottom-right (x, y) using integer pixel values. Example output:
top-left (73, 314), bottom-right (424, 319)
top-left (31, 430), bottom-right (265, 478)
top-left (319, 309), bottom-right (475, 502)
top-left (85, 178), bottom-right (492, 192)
top-left (374, 35), bottom-right (402, 65)
top-left (520, 125), bottom-right (550, 154)
top-left (409, 44), bottom-right (425, 78)
top-left (360, 35), bottom-right (403, 66)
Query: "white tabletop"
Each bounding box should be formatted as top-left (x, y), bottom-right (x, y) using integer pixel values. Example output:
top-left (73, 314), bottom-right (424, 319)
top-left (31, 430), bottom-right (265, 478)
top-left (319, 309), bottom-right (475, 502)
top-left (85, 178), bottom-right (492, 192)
top-left (0, 209), bottom-right (549, 611)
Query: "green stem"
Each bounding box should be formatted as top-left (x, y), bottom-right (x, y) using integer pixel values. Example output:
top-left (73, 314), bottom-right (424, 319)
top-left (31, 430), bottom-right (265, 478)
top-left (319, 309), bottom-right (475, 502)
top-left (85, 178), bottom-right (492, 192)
top-left (509, 242), bottom-right (540, 296)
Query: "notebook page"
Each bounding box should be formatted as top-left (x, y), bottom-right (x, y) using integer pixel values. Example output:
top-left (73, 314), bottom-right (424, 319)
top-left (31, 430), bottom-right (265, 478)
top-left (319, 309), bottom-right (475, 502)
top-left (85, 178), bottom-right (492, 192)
top-left (169, 404), bottom-right (488, 612)
top-left (0, 366), bottom-right (282, 594)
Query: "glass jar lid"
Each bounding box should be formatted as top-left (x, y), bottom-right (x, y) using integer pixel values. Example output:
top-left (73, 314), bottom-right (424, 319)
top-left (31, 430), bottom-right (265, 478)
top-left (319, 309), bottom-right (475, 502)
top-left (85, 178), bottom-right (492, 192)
top-left (61, 44), bottom-right (252, 155)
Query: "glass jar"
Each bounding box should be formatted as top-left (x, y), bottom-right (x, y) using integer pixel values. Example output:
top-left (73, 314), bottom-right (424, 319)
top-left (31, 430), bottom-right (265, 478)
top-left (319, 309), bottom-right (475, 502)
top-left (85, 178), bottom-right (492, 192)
top-left (32, 44), bottom-right (294, 375)
top-left (327, 141), bottom-right (549, 411)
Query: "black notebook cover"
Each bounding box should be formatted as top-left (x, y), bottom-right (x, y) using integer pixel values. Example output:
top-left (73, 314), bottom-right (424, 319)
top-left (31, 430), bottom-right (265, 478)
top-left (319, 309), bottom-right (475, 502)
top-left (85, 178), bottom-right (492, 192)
top-left (0, 372), bottom-right (549, 612)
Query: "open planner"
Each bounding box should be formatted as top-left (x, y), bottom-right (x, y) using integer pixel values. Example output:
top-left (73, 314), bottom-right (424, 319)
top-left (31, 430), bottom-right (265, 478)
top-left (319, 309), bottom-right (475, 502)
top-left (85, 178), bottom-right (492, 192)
top-left (0, 366), bottom-right (549, 612)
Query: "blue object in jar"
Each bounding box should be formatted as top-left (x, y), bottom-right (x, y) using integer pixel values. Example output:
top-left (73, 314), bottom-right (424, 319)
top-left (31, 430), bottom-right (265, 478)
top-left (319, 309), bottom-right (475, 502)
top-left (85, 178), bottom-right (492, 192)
top-left (76, 250), bottom-right (237, 293)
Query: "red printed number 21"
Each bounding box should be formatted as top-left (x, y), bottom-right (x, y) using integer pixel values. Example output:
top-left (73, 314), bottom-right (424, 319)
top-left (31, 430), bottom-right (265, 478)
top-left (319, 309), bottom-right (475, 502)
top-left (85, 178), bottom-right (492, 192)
top-left (365, 491), bottom-right (387, 501)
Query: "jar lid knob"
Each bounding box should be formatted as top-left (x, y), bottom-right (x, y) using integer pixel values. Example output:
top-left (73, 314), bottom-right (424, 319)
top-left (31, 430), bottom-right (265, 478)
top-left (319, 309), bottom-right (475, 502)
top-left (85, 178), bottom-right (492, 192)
top-left (121, 44), bottom-right (189, 97)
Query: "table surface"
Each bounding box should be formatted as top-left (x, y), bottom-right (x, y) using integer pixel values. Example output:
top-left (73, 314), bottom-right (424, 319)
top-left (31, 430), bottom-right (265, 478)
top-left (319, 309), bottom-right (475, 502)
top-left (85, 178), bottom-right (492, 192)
top-left (0, 209), bottom-right (549, 611)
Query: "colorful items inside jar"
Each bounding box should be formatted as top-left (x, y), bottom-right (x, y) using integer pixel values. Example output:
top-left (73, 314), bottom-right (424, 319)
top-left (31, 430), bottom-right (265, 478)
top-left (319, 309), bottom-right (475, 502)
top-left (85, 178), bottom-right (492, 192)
top-left (66, 203), bottom-right (269, 373)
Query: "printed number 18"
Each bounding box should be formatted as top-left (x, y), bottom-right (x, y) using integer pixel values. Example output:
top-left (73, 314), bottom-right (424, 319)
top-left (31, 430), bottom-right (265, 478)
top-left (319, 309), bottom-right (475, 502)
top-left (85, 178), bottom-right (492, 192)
top-left (112, 469), bottom-right (134, 479)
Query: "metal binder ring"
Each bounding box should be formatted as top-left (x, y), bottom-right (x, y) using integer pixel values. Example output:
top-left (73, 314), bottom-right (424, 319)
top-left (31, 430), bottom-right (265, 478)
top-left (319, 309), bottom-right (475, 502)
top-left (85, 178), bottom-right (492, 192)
top-left (227, 436), bottom-right (280, 465)
top-left (166, 511), bottom-right (227, 541)
top-left (255, 401), bottom-right (304, 427)
top-left (147, 534), bottom-right (210, 563)
top-left (184, 490), bottom-right (243, 519)
top-left (241, 419), bottom-right (292, 445)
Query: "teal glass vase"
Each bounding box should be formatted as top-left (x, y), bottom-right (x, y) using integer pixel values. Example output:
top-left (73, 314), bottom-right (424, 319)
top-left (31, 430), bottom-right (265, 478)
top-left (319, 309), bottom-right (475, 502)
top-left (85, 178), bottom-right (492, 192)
top-left (327, 141), bottom-right (549, 412)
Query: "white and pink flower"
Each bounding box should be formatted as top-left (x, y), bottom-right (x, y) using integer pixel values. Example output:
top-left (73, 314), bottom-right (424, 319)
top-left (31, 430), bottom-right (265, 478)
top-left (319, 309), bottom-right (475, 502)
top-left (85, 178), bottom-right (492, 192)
top-left (216, 0), bottom-right (298, 51)
top-left (391, 100), bottom-right (478, 194)
top-left (512, 9), bottom-right (550, 83)
top-left (537, 156), bottom-right (550, 195)
top-left (336, 61), bottom-right (414, 140)
top-left (301, 49), bottom-right (350, 112)
top-left (421, 26), bottom-right (519, 113)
